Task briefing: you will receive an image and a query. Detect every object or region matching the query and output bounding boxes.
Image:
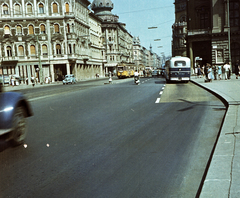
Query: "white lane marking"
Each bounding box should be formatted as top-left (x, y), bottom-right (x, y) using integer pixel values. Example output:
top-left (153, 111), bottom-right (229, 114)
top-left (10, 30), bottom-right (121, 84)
top-left (159, 91), bottom-right (163, 95)
top-left (155, 98), bottom-right (161, 103)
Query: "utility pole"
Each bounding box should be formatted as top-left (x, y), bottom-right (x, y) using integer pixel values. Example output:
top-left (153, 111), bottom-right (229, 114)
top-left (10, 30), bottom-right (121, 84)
top-left (227, 0), bottom-right (232, 69)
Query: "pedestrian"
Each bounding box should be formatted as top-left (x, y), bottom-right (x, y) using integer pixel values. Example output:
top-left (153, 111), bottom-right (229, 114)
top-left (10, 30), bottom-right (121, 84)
top-left (108, 71), bottom-right (112, 84)
top-left (235, 60), bottom-right (239, 79)
top-left (212, 65), bottom-right (217, 80)
top-left (204, 64), bottom-right (209, 82)
top-left (31, 75), bottom-right (35, 87)
top-left (217, 65), bottom-right (222, 80)
top-left (11, 76), bottom-right (14, 87)
top-left (207, 64), bottom-right (214, 82)
top-left (197, 65), bottom-right (202, 78)
top-left (223, 62), bottom-right (231, 80)
top-left (202, 65), bottom-right (205, 78)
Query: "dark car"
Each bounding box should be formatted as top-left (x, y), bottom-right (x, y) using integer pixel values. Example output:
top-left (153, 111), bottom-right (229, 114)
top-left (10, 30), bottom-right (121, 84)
top-left (0, 82), bottom-right (33, 146)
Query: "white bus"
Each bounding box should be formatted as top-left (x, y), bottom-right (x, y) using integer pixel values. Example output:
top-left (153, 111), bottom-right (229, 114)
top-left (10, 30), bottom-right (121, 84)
top-left (165, 56), bottom-right (191, 83)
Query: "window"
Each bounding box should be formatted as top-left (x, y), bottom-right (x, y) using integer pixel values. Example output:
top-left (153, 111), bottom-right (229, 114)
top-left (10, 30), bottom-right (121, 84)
top-left (231, 42), bottom-right (240, 64)
top-left (196, 6), bottom-right (210, 29)
top-left (39, 3), bottom-right (44, 13)
top-left (174, 61), bottom-right (186, 66)
top-left (54, 24), bottom-right (59, 33)
top-left (18, 45), bottom-right (24, 56)
top-left (7, 46), bottom-right (12, 57)
top-left (53, 3), bottom-right (58, 13)
top-left (65, 3), bottom-right (69, 13)
top-left (27, 3), bottom-right (32, 14)
top-left (29, 25), bottom-right (34, 34)
top-left (30, 45), bottom-right (36, 55)
top-left (230, 1), bottom-right (240, 27)
top-left (4, 26), bottom-right (10, 35)
top-left (17, 25), bottom-right (22, 35)
top-left (40, 24), bottom-right (45, 34)
top-left (56, 44), bottom-right (61, 54)
top-left (3, 4), bottom-right (9, 14)
top-left (69, 44), bottom-right (72, 54)
top-left (42, 45), bottom-right (48, 55)
top-left (67, 24), bottom-right (70, 33)
top-left (15, 4), bottom-right (21, 14)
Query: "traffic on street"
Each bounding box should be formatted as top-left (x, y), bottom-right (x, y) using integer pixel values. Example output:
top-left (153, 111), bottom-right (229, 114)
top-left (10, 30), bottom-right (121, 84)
top-left (0, 77), bottom-right (226, 198)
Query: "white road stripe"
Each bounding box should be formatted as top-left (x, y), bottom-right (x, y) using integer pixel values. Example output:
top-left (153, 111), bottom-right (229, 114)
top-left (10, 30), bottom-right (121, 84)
top-left (155, 98), bottom-right (161, 103)
top-left (159, 91), bottom-right (163, 95)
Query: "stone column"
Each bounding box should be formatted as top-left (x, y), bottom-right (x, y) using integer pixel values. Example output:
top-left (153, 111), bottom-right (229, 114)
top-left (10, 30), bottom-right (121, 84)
top-left (50, 63), bottom-right (55, 82)
top-left (66, 63), bottom-right (70, 75)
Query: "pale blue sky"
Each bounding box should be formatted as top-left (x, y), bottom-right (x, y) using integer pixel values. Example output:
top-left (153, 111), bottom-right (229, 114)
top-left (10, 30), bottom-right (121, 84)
top-left (111, 0), bottom-right (175, 57)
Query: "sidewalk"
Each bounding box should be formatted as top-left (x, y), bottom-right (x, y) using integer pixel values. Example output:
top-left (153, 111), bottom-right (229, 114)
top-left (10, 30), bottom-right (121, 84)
top-left (2, 81), bottom-right (63, 92)
top-left (191, 76), bottom-right (240, 197)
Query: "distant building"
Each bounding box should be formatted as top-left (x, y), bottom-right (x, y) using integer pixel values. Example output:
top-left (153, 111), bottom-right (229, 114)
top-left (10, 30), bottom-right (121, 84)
top-left (91, 0), bottom-right (134, 75)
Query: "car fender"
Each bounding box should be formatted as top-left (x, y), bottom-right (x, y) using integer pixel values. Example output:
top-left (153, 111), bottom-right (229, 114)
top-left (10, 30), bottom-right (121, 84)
top-left (0, 92), bottom-right (33, 130)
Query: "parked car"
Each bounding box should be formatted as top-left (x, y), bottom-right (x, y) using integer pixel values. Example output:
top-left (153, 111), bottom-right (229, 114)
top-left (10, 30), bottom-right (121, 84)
top-left (63, 74), bottom-right (77, 85)
top-left (152, 70), bottom-right (159, 77)
top-left (0, 82), bottom-right (33, 146)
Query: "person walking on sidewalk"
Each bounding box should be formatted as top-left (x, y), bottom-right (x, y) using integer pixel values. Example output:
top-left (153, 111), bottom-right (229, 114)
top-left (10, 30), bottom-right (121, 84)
top-left (217, 65), bottom-right (222, 80)
top-left (223, 62), bottom-right (231, 80)
top-left (207, 64), bottom-right (214, 82)
top-left (235, 60), bottom-right (239, 79)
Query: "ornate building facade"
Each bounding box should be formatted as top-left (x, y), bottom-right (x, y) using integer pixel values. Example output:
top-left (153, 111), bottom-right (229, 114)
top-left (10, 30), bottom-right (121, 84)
top-left (91, 0), bottom-right (134, 74)
top-left (0, 0), bottom-right (105, 83)
top-left (172, 0), bottom-right (187, 57)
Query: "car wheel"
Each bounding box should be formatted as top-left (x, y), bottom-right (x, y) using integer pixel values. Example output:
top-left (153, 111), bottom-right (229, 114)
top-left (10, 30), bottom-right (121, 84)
top-left (10, 106), bottom-right (27, 146)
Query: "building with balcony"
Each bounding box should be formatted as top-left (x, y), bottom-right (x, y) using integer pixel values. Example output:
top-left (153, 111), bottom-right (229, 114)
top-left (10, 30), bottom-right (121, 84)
top-left (91, 0), bottom-right (134, 75)
top-left (0, 0), bottom-right (106, 83)
top-left (172, 0), bottom-right (187, 57)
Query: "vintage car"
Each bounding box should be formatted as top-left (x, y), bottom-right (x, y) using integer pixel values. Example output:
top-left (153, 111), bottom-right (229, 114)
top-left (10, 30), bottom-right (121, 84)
top-left (63, 74), bottom-right (77, 85)
top-left (0, 82), bottom-right (33, 146)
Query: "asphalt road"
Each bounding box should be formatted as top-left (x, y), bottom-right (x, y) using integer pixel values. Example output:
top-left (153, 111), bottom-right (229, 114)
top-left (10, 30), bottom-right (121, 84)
top-left (0, 77), bottom-right (226, 198)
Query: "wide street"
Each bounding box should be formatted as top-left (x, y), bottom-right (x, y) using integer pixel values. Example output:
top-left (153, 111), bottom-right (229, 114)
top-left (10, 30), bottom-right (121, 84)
top-left (0, 77), bottom-right (226, 198)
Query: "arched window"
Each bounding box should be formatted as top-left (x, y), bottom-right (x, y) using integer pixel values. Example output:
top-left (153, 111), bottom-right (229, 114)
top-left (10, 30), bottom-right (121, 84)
top-left (56, 44), bottom-right (61, 54)
top-left (42, 45), bottom-right (48, 55)
top-left (15, 4), bottom-right (21, 14)
top-left (3, 4), bottom-right (9, 14)
top-left (30, 45), bottom-right (36, 55)
top-left (65, 3), bottom-right (69, 13)
top-left (7, 46), bottom-right (12, 57)
top-left (29, 25), bottom-right (34, 34)
top-left (27, 3), bottom-right (33, 14)
top-left (39, 3), bottom-right (44, 13)
top-left (54, 24), bottom-right (59, 33)
top-left (18, 45), bottom-right (24, 56)
top-left (40, 24), bottom-right (45, 34)
top-left (53, 3), bottom-right (58, 13)
top-left (17, 25), bottom-right (22, 35)
top-left (4, 26), bottom-right (10, 35)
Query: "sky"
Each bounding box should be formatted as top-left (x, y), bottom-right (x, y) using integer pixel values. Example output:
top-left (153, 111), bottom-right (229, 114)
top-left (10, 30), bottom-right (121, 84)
top-left (109, 0), bottom-right (175, 57)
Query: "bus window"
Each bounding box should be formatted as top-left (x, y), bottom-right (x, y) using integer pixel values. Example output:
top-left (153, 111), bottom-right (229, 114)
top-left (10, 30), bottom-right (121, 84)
top-left (174, 61), bottom-right (186, 66)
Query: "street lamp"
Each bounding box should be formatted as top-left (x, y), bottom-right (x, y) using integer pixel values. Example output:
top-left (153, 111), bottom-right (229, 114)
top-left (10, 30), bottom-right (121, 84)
top-left (148, 27), bottom-right (158, 29)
